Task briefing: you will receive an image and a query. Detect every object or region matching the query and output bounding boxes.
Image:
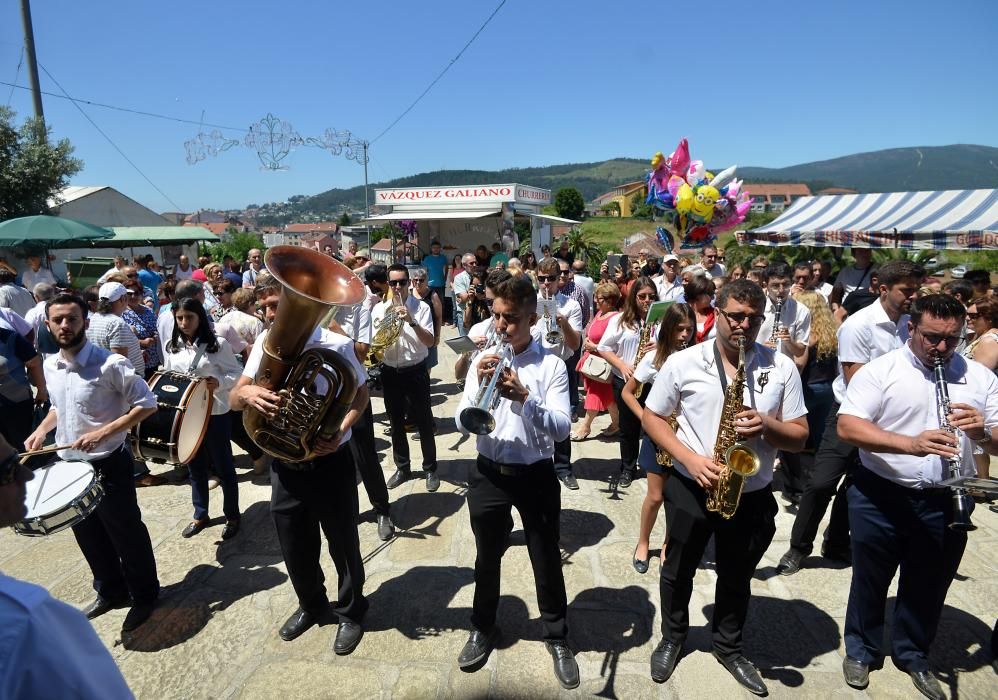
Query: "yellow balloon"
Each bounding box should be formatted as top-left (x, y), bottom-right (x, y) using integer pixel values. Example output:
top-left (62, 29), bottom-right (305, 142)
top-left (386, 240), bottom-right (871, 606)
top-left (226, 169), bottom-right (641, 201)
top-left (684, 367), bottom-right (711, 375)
top-left (692, 185), bottom-right (719, 223)
top-left (676, 183), bottom-right (694, 214)
top-left (651, 151), bottom-right (665, 168)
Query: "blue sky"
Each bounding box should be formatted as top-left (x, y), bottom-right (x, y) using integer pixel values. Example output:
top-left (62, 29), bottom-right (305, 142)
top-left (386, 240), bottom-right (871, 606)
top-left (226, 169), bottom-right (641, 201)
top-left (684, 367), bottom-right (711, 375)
top-left (2, 0), bottom-right (997, 212)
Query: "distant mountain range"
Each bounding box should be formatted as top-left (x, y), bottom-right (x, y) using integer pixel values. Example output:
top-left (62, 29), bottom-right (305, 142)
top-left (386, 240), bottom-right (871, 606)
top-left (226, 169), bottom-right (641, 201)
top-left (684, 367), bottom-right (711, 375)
top-left (249, 145), bottom-right (998, 225)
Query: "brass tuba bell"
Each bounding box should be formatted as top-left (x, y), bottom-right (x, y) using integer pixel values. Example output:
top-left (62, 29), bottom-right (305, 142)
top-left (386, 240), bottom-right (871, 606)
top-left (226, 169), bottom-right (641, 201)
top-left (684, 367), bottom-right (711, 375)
top-left (243, 246), bottom-right (366, 462)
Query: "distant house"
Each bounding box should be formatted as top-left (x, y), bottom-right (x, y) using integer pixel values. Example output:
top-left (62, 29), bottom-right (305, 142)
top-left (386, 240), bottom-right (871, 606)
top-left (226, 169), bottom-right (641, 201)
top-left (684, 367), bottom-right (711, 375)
top-left (621, 232), bottom-right (670, 258)
top-left (281, 221), bottom-right (340, 250)
top-left (51, 186), bottom-right (173, 227)
top-left (184, 210), bottom-right (227, 225)
top-left (590, 180), bottom-right (647, 217)
top-left (743, 183), bottom-right (812, 213)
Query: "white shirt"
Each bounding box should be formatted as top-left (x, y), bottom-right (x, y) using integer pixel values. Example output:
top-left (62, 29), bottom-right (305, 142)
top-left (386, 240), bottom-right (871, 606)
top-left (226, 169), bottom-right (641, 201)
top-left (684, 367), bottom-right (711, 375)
top-left (174, 264), bottom-right (196, 281)
top-left (158, 311), bottom-right (247, 361)
top-left (21, 267), bottom-right (56, 291)
top-left (0, 284), bottom-right (35, 318)
top-left (697, 262), bottom-right (726, 279)
top-left (371, 295), bottom-right (433, 368)
top-left (633, 353), bottom-right (660, 385)
top-left (453, 270), bottom-right (471, 309)
top-left (531, 292), bottom-right (583, 361)
top-left (839, 344), bottom-right (998, 488)
top-left (162, 337), bottom-right (243, 414)
top-left (832, 299), bottom-right (910, 403)
top-left (0, 573), bottom-right (133, 700)
top-left (757, 296), bottom-right (811, 360)
top-left (219, 309), bottom-right (263, 350)
top-left (656, 276), bottom-right (686, 303)
top-left (574, 273), bottom-right (595, 309)
top-left (835, 265), bottom-right (876, 299)
top-left (23, 301), bottom-right (47, 341)
top-left (329, 303), bottom-right (372, 345)
top-left (598, 315), bottom-right (655, 378)
top-left (44, 340), bottom-right (158, 460)
top-left (243, 326), bottom-right (365, 444)
top-left (455, 339), bottom-right (571, 462)
top-left (1, 308), bottom-right (33, 338)
top-left (646, 340), bottom-right (807, 492)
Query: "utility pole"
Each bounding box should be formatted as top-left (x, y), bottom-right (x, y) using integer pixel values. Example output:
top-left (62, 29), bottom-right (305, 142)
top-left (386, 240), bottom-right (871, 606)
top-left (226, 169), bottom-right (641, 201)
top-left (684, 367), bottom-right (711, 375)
top-left (362, 140), bottom-right (371, 252)
top-left (20, 0), bottom-right (46, 140)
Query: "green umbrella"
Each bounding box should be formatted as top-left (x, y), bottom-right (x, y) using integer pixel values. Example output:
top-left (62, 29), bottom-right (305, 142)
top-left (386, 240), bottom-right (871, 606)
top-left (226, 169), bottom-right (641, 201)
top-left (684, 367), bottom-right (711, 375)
top-left (0, 215), bottom-right (114, 248)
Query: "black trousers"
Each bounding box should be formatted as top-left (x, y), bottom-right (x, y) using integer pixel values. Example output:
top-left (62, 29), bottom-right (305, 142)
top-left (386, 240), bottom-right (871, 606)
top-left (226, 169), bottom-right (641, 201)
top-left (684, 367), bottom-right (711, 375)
top-left (844, 467), bottom-right (968, 671)
top-left (350, 402), bottom-right (390, 516)
top-left (553, 437), bottom-right (572, 478)
top-left (381, 361), bottom-right (436, 473)
top-left (270, 446), bottom-right (368, 623)
top-left (565, 347), bottom-right (581, 413)
top-left (659, 472), bottom-right (777, 659)
top-left (468, 456), bottom-right (568, 640)
top-left (72, 446), bottom-right (160, 605)
top-left (228, 409), bottom-right (263, 462)
top-left (612, 374), bottom-right (640, 476)
top-left (789, 405), bottom-right (853, 555)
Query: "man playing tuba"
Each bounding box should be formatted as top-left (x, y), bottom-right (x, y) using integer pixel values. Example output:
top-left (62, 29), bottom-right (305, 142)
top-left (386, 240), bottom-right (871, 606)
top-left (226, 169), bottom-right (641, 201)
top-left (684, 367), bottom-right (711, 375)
top-left (641, 279), bottom-right (809, 695)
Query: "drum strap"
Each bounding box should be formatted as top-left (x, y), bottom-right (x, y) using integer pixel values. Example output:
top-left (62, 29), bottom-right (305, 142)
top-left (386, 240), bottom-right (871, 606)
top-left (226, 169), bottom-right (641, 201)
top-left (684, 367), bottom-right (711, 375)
top-left (188, 343), bottom-right (208, 374)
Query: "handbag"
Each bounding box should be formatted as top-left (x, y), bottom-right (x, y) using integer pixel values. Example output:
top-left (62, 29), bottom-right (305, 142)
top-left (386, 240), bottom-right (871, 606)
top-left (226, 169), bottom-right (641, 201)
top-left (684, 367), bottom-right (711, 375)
top-left (579, 352), bottom-right (612, 383)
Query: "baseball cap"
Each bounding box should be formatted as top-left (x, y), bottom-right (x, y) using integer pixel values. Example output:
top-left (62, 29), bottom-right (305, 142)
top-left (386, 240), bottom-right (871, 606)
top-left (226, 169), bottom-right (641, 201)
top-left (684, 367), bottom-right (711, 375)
top-left (98, 281), bottom-right (128, 302)
top-left (663, 254), bottom-right (680, 263)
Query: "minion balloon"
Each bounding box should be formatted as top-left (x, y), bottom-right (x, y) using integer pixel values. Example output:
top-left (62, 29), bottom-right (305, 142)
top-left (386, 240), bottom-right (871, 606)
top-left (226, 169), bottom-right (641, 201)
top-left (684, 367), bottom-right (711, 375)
top-left (691, 185), bottom-right (719, 224)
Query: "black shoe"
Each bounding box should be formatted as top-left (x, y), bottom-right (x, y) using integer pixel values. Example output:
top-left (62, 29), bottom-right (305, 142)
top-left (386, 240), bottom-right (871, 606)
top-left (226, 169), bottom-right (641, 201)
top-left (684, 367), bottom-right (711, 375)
top-left (545, 640), bottom-right (580, 690)
top-left (181, 519), bottom-right (209, 538)
top-left (386, 470), bottom-right (410, 489)
top-left (842, 656), bottom-right (869, 689)
top-left (334, 621), bottom-right (363, 655)
top-left (713, 652), bottom-right (768, 696)
top-left (618, 471), bottom-right (633, 489)
top-left (632, 547), bottom-right (649, 574)
top-left (457, 628), bottom-right (497, 668)
top-left (821, 542), bottom-right (852, 564)
top-left (82, 595), bottom-right (129, 620)
top-left (279, 606), bottom-right (322, 641)
top-left (121, 600), bottom-right (156, 632)
top-left (909, 670), bottom-right (945, 700)
top-left (777, 549), bottom-right (805, 576)
top-left (377, 514), bottom-right (395, 541)
top-left (425, 471), bottom-right (440, 492)
top-left (650, 640), bottom-right (683, 683)
top-left (221, 520), bottom-right (240, 540)
top-left (559, 474), bottom-right (579, 490)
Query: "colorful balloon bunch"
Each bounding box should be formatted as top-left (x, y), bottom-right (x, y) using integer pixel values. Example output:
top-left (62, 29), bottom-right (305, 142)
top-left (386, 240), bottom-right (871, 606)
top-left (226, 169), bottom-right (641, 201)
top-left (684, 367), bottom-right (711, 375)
top-left (646, 138), bottom-right (751, 248)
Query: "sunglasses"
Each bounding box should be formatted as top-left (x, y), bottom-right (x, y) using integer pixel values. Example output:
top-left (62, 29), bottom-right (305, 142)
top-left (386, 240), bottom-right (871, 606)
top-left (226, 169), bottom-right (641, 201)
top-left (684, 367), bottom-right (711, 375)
top-left (537, 275), bottom-right (558, 282)
top-left (559, 270), bottom-right (571, 276)
top-left (387, 279), bottom-right (409, 287)
top-left (718, 309), bottom-right (766, 327)
top-left (966, 312), bottom-right (980, 320)
top-left (411, 278), bottom-right (426, 283)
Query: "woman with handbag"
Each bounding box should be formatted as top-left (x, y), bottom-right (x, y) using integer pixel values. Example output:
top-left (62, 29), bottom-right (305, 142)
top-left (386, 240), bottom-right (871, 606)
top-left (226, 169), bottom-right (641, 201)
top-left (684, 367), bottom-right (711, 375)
top-left (572, 282), bottom-right (621, 441)
top-left (621, 303), bottom-right (694, 573)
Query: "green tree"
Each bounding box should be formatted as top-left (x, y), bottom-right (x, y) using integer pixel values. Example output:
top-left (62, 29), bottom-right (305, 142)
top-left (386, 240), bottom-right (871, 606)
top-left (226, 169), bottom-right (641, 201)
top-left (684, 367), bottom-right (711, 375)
top-left (0, 107), bottom-right (83, 221)
top-left (563, 226), bottom-right (605, 279)
top-left (338, 212), bottom-right (352, 226)
top-left (554, 187), bottom-right (585, 221)
top-left (202, 231), bottom-right (265, 265)
top-left (629, 192), bottom-right (655, 220)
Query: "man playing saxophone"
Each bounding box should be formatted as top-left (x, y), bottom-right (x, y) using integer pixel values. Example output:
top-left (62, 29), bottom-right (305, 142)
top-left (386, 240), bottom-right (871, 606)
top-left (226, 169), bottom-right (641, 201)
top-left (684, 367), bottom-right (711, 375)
top-left (532, 257), bottom-right (583, 490)
top-left (641, 279), bottom-right (808, 694)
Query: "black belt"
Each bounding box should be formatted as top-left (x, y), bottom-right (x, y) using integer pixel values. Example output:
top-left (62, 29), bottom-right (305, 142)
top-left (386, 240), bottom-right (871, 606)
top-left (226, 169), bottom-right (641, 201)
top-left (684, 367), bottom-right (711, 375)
top-left (477, 454), bottom-right (552, 476)
top-left (381, 360), bottom-right (426, 374)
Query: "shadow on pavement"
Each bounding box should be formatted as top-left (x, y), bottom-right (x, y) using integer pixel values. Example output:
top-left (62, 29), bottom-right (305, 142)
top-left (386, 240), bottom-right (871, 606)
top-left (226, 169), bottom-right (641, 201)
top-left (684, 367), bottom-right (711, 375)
top-left (921, 602), bottom-right (994, 699)
top-left (391, 490), bottom-right (466, 537)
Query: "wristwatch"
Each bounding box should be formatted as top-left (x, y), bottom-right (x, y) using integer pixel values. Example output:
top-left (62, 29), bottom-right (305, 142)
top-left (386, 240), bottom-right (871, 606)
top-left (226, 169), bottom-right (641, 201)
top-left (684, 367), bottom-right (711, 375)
top-left (976, 425), bottom-right (992, 446)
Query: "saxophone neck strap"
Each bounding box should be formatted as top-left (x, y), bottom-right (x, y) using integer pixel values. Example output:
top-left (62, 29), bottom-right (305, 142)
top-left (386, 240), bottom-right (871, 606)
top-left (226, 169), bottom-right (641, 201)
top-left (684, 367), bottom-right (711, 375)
top-left (713, 340), bottom-right (732, 395)
top-left (188, 342), bottom-right (208, 374)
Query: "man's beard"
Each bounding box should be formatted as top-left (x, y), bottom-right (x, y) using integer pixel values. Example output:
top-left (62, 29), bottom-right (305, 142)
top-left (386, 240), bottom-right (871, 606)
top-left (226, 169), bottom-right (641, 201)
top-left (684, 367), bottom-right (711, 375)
top-left (54, 327), bottom-right (86, 350)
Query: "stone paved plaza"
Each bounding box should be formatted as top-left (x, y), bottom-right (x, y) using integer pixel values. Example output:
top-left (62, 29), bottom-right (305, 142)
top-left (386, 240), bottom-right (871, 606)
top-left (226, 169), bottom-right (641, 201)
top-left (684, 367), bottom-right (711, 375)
top-left (3, 334), bottom-right (996, 699)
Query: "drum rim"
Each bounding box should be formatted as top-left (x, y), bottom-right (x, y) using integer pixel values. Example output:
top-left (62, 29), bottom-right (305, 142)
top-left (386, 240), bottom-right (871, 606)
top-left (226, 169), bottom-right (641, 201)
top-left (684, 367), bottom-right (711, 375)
top-left (135, 370), bottom-right (213, 464)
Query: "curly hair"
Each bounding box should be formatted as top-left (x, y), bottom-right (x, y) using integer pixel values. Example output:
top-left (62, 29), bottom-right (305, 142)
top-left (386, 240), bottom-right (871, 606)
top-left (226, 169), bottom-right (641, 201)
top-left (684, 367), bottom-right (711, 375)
top-left (793, 290), bottom-right (837, 360)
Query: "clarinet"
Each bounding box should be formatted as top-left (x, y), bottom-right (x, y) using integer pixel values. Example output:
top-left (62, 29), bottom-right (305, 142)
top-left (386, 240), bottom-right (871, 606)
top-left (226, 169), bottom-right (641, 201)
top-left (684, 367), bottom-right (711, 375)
top-left (932, 356), bottom-right (976, 532)
top-left (769, 295), bottom-right (784, 353)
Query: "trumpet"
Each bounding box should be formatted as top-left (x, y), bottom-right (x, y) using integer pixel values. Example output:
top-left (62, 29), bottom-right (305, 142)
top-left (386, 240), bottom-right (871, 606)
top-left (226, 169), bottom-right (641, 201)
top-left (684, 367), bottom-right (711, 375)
top-left (542, 290), bottom-right (563, 345)
top-left (459, 333), bottom-right (513, 435)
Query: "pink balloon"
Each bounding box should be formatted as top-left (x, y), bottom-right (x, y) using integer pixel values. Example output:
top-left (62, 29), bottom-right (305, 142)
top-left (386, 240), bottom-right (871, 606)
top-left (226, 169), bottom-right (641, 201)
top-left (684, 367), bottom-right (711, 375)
top-left (669, 138), bottom-right (690, 179)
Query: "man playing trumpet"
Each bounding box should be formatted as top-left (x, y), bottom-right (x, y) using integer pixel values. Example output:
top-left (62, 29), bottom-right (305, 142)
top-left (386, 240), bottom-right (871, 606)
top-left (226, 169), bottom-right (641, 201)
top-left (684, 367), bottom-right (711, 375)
top-left (642, 279), bottom-right (808, 695)
top-left (454, 276), bottom-right (579, 689)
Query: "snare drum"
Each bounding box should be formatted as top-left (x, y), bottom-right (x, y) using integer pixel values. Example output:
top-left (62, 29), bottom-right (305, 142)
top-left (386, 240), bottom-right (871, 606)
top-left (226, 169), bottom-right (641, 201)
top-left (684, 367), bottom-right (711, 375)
top-left (14, 460), bottom-right (104, 537)
top-left (132, 370), bottom-right (213, 464)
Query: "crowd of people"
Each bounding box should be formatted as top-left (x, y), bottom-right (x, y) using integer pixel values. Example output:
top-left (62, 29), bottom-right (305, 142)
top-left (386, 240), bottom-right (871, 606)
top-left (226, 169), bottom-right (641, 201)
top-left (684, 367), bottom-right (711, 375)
top-left (0, 239), bottom-right (996, 698)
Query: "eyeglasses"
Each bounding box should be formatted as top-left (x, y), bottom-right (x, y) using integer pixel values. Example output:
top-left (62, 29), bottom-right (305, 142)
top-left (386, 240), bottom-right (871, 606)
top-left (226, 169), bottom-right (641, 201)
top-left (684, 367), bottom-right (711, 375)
top-left (718, 309), bottom-right (766, 327)
top-left (387, 279), bottom-right (409, 287)
top-left (915, 328), bottom-right (964, 347)
top-left (537, 275), bottom-right (557, 282)
top-left (411, 278), bottom-right (426, 283)
top-left (635, 293), bottom-right (658, 300)
top-left (966, 312), bottom-right (980, 320)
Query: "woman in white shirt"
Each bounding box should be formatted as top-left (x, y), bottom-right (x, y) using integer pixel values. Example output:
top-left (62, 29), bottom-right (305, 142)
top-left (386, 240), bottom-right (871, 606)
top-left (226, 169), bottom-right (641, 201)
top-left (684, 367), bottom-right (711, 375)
top-left (964, 295), bottom-right (998, 481)
top-left (621, 303), bottom-right (694, 574)
top-left (164, 298), bottom-right (244, 540)
top-left (596, 276), bottom-right (659, 487)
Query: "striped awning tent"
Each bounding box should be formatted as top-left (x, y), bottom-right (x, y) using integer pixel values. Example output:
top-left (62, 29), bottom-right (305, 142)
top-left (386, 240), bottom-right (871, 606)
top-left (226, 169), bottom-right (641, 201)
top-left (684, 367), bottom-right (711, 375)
top-left (737, 189), bottom-right (998, 250)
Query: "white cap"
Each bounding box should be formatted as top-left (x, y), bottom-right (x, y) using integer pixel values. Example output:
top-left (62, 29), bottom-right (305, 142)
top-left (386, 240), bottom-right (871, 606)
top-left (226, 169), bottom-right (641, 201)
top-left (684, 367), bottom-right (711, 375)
top-left (663, 254), bottom-right (680, 263)
top-left (98, 281), bottom-right (128, 302)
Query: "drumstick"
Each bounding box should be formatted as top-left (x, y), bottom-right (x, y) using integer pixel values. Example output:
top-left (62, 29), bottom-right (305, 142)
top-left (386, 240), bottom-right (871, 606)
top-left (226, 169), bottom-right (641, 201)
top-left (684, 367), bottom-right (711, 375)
top-left (31, 461), bottom-right (51, 512)
top-left (19, 445), bottom-right (73, 464)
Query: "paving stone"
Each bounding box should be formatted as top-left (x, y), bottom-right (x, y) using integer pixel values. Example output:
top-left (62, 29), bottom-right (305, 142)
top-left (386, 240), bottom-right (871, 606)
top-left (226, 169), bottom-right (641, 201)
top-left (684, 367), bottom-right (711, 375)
top-left (236, 659), bottom-right (384, 699)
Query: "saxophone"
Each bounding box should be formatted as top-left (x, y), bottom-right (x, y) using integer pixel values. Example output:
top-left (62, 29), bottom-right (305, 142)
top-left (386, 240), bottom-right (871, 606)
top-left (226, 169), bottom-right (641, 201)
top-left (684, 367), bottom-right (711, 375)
top-left (705, 336), bottom-right (761, 518)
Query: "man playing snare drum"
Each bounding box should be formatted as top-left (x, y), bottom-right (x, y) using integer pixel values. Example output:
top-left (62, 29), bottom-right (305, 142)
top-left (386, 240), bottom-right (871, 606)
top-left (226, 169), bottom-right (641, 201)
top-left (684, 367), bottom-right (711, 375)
top-left (24, 293), bottom-right (161, 633)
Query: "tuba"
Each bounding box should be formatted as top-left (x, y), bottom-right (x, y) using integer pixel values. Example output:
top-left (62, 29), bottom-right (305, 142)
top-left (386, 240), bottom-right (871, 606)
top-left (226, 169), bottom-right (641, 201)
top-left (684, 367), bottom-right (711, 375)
top-left (243, 246), bottom-right (366, 462)
top-left (705, 336), bottom-right (761, 518)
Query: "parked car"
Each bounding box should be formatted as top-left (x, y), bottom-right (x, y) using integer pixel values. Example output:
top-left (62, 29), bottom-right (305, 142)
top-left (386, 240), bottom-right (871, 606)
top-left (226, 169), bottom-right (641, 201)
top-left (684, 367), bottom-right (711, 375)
top-left (949, 264), bottom-right (968, 279)
top-left (922, 257), bottom-right (940, 271)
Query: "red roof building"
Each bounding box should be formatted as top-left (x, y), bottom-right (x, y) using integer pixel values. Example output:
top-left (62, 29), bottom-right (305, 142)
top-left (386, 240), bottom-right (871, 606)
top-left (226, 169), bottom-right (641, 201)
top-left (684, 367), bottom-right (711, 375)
top-left (743, 183), bottom-right (811, 213)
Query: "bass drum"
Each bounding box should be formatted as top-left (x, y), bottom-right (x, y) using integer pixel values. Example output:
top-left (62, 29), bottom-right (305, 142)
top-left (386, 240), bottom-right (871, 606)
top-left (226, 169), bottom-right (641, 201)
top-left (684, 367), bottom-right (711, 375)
top-left (132, 370), bottom-right (213, 465)
top-left (15, 460), bottom-right (104, 537)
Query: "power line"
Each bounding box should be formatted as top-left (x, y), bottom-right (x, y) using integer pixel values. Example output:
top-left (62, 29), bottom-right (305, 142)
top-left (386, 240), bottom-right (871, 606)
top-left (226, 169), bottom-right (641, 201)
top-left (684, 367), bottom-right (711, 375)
top-left (5, 49), bottom-right (24, 107)
top-left (38, 63), bottom-right (184, 211)
top-left (370, 0), bottom-right (507, 144)
top-left (0, 79), bottom-right (247, 132)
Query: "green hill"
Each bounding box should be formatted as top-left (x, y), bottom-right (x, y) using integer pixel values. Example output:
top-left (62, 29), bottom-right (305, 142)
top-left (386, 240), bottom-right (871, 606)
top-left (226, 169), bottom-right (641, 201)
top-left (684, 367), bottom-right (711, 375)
top-left (251, 145), bottom-right (998, 225)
